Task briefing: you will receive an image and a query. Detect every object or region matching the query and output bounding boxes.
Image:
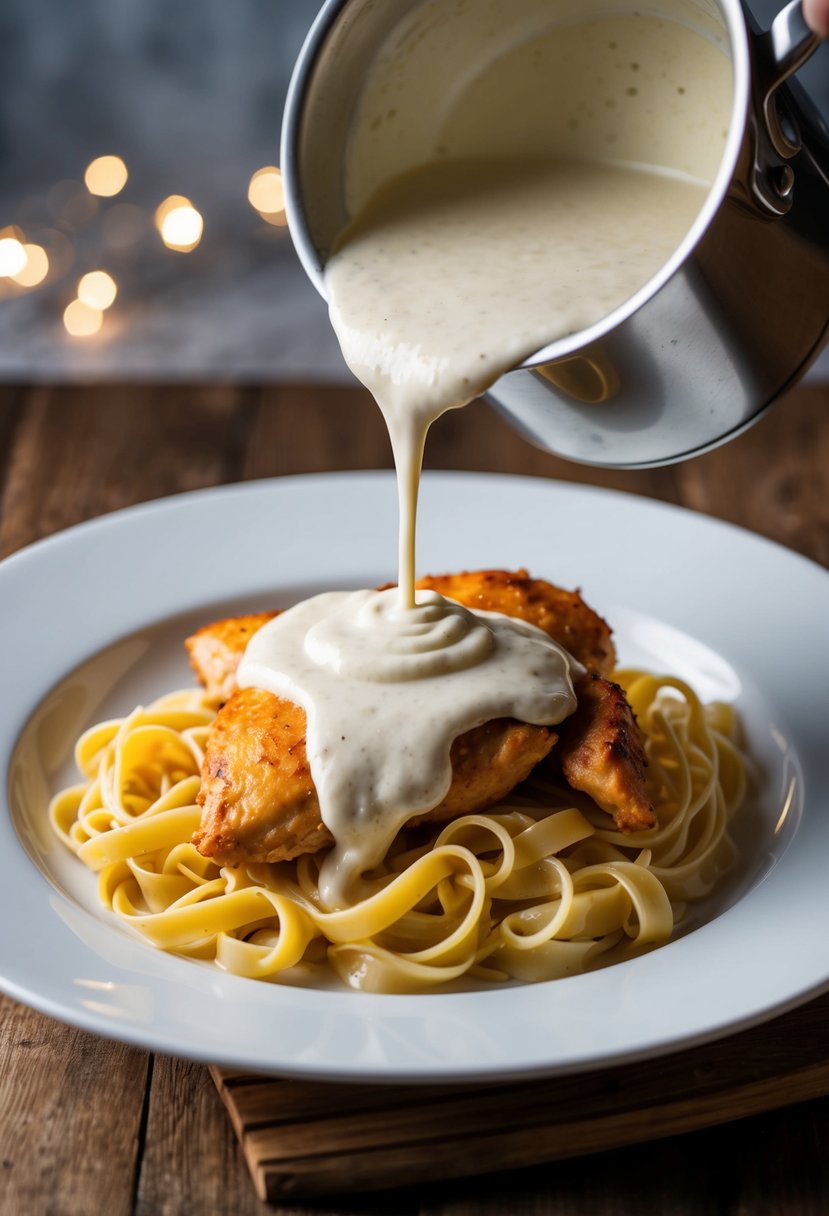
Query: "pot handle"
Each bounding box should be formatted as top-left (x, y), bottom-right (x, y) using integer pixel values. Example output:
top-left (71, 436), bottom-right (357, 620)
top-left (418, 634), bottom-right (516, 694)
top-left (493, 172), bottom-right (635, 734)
top-left (757, 1), bottom-right (822, 157)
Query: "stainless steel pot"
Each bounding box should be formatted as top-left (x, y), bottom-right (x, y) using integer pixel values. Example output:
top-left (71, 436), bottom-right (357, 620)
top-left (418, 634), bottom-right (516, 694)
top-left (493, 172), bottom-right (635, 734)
top-left (282, 0), bottom-right (829, 468)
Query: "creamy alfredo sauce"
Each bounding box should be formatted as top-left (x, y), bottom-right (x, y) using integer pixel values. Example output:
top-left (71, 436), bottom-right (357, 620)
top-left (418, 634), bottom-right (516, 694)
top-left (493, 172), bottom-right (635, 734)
top-left (241, 591), bottom-right (579, 903)
top-left (238, 9), bottom-right (729, 906)
top-left (325, 156), bottom-right (707, 606)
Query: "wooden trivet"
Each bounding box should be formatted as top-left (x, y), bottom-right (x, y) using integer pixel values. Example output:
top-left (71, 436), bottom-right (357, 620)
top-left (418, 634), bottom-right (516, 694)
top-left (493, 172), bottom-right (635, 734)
top-left (211, 990), bottom-right (829, 1202)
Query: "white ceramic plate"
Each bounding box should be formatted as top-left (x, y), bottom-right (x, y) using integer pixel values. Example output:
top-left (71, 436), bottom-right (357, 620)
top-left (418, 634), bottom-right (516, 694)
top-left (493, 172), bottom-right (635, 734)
top-left (2, 472), bottom-right (828, 1083)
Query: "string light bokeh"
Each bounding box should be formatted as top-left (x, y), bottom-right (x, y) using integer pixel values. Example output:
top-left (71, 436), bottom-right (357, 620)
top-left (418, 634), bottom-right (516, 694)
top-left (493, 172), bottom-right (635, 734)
top-left (1, 153), bottom-right (290, 341)
top-left (155, 195), bottom-right (204, 252)
top-left (0, 237), bottom-right (27, 277)
top-left (13, 244), bottom-right (49, 287)
top-left (63, 299), bottom-right (103, 337)
top-left (247, 167), bottom-right (287, 226)
top-left (84, 155), bottom-right (128, 198)
top-left (78, 270), bottom-right (117, 310)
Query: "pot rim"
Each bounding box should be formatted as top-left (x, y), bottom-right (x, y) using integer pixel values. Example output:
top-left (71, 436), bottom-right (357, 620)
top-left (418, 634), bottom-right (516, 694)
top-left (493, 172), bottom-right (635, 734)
top-left (280, 0), bottom-right (751, 365)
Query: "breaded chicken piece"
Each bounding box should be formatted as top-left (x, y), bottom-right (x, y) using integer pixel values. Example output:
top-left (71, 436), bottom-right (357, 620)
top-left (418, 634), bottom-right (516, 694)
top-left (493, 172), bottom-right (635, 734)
top-left (194, 688), bottom-right (557, 865)
top-left (188, 571), bottom-right (651, 864)
top-left (414, 573), bottom-right (652, 832)
top-left (557, 673), bottom-right (655, 832)
top-left (415, 569), bottom-right (616, 676)
top-left (413, 573), bottom-right (651, 831)
top-left (186, 612), bottom-right (277, 703)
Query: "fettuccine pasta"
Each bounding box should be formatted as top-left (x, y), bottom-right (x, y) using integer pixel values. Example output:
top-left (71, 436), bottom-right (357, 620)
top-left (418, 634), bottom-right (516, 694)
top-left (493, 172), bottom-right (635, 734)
top-left (49, 671), bottom-right (747, 992)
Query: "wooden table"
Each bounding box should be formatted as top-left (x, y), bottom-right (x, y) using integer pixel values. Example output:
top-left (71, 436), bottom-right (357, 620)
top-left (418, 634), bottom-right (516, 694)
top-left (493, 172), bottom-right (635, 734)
top-left (1, 380), bottom-right (828, 1215)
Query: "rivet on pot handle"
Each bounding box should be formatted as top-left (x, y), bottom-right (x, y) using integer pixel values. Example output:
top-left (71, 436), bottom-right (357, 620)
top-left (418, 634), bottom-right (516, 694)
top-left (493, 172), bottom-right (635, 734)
top-left (751, 0), bottom-right (823, 214)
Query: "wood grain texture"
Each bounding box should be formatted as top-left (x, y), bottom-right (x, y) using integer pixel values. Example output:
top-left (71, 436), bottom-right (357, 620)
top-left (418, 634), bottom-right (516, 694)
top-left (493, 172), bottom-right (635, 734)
top-left (0, 384), bottom-right (252, 560)
top-left (240, 383), bottom-right (393, 481)
top-left (0, 380), bottom-right (827, 1216)
top-left (676, 385), bottom-right (829, 564)
top-left (415, 1097), bottom-right (829, 1216)
top-left (0, 994), bottom-right (149, 1216)
top-left (132, 1055), bottom-right (272, 1216)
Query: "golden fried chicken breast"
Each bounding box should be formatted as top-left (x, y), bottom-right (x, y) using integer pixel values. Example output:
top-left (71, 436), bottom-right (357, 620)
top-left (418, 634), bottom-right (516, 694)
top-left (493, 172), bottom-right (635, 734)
top-left (187, 570), bottom-right (652, 866)
top-left (558, 673), bottom-right (654, 832)
top-left (194, 689), bottom-right (556, 866)
top-left (186, 612), bottom-right (277, 704)
top-left (413, 572), bottom-right (653, 832)
top-left (415, 569), bottom-right (616, 676)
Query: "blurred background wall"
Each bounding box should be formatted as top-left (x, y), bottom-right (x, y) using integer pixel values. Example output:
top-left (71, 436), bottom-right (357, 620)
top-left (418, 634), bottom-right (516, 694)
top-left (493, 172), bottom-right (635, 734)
top-left (0, 0), bottom-right (825, 381)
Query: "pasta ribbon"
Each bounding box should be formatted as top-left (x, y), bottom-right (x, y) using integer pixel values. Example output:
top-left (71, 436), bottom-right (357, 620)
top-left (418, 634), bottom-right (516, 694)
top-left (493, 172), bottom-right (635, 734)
top-left (49, 673), bottom-right (748, 992)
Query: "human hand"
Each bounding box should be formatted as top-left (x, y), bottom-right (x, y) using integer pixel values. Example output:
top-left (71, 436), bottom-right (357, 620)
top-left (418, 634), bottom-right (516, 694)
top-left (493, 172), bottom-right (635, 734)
top-left (803, 0), bottom-right (829, 38)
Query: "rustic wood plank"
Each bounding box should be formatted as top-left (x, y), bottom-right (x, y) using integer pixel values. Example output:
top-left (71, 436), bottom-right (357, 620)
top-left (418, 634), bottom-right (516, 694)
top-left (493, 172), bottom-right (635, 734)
top-left (416, 1096), bottom-right (829, 1216)
top-left (0, 384), bottom-right (251, 560)
top-left (729, 1098), bottom-right (829, 1216)
top-left (240, 383), bottom-right (392, 481)
top-left (134, 1055), bottom-right (410, 1216)
top-left (255, 1097), bottom-right (829, 1214)
top-left (212, 1075), bottom-right (493, 1135)
top-left (0, 385), bottom-right (26, 493)
top-left (133, 1055), bottom-right (271, 1216)
top-left (676, 386), bottom-right (829, 565)
top-left (0, 993), bottom-right (148, 1216)
top-left (212, 991), bottom-right (829, 1200)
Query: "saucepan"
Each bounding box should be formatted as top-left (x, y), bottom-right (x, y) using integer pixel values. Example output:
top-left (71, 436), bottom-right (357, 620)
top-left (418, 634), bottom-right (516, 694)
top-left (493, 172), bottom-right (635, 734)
top-left (281, 0), bottom-right (829, 468)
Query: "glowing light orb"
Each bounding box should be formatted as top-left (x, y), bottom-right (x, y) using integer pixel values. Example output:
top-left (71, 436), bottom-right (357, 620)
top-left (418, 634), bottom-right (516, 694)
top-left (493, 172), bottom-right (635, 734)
top-left (247, 166), bottom-right (287, 225)
top-left (84, 156), bottom-right (128, 197)
top-left (0, 238), bottom-right (27, 277)
top-left (78, 270), bottom-right (117, 310)
top-left (63, 299), bottom-right (103, 337)
top-left (11, 244), bottom-right (49, 287)
top-left (155, 196), bottom-right (203, 251)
